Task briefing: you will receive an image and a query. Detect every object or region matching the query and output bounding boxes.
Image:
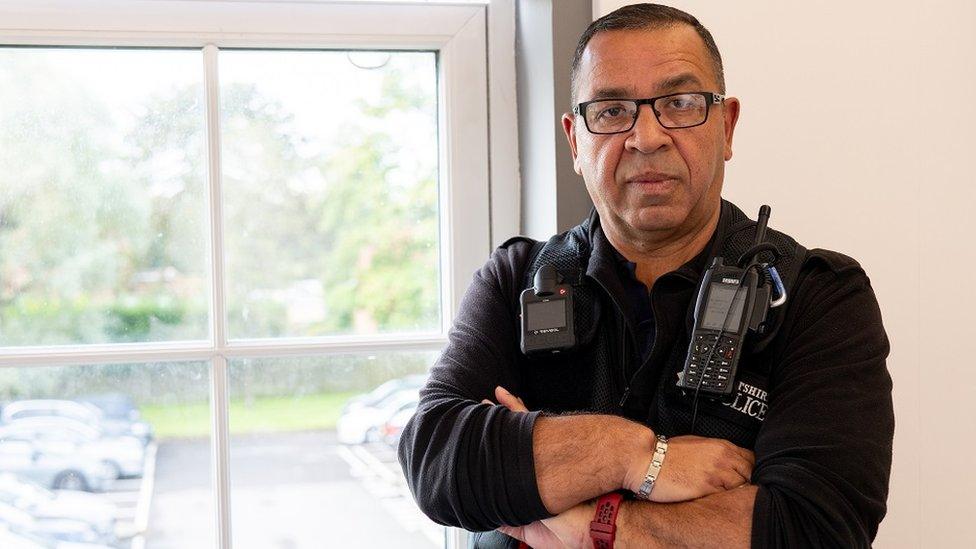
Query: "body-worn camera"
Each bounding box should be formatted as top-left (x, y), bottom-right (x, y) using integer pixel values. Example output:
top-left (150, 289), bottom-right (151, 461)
top-left (520, 265), bottom-right (575, 355)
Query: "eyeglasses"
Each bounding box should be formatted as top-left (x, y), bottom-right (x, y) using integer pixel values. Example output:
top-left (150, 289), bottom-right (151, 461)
top-left (573, 92), bottom-right (725, 134)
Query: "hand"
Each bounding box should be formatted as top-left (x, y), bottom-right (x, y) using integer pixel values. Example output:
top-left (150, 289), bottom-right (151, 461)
top-left (626, 434), bottom-right (755, 503)
top-left (482, 385), bottom-right (529, 412)
top-left (498, 499), bottom-right (595, 549)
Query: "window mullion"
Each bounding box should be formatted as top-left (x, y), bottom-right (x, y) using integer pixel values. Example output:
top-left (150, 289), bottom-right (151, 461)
top-left (203, 42), bottom-right (233, 549)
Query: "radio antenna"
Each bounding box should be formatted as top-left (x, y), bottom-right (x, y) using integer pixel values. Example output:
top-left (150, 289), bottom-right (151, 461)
top-left (754, 205), bottom-right (771, 246)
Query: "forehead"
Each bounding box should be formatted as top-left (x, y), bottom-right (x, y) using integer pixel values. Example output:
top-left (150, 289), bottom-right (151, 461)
top-left (576, 25), bottom-right (716, 99)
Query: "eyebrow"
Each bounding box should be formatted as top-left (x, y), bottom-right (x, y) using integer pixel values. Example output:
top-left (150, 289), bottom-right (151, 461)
top-left (655, 73), bottom-right (704, 93)
top-left (586, 73), bottom-right (706, 101)
top-left (589, 87), bottom-right (632, 100)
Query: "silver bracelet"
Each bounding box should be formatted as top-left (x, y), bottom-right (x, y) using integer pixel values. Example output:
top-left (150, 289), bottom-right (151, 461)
top-left (634, 435), bottom-right (669, 500)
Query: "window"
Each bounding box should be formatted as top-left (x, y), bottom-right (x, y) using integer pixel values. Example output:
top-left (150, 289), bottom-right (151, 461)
top-left (0, 1), bottom-right (499, 547)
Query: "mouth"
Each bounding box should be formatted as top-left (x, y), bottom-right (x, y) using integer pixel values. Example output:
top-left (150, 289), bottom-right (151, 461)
top-left (626, 173), bottom-right (679, 196)
top-left (626, 172), bottom-right (679, 185)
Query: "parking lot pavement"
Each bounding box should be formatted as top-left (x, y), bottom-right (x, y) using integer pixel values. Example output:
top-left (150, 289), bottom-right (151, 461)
top-left (146, 431), bottom-right (441, 549)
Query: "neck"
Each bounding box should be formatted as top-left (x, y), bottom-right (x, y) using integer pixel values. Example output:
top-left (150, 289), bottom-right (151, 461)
top-left (603, 203), bottom-right (721, 290)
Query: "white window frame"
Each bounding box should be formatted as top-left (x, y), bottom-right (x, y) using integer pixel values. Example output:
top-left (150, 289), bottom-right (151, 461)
top-left (0, 1), bottom-right (517, 547)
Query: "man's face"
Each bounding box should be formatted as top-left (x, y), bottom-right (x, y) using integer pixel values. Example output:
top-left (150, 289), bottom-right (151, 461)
top-left (562, 25), bottom-right (740, 241)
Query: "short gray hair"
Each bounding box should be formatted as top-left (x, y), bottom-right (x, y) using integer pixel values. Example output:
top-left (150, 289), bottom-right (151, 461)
top-left (570, 3), bottom-right (725, 105)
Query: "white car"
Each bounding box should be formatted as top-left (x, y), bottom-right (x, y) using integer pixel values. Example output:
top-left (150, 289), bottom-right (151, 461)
top-left (337, 388), bottom-right (420, 445)
top-left (2, 399), bottom-right (151, 445)
top-left (0, 440), bottom-right (115, 492)
top-left (0, 417), bottom-right (145, 479)
top-left (340, 374), bottom-right (427, 415)
top-left (0, 474), bottom-right (116, 540)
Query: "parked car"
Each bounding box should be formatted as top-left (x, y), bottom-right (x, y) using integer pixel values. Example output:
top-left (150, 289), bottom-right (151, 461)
top-left (0, 440), bottom-right (115, 492)
top-left (340, 374), bottom-right (427, 415)
top-left (0, 418), bottom-right (144, 479)
top-left (0, 500), bottom-right (117, 547)
top-left (1, 401), bottom-right (101, 426)
top-left (1, 399), bottom-right (151, 446)
top-left (0, 474), bottom-right (116, 541)
top-left (381, 402), bottom-right (418, 447)
top-left (336, 388), bottom-right (420, 445)
top-left (74, 394), bottom-right (153, 446)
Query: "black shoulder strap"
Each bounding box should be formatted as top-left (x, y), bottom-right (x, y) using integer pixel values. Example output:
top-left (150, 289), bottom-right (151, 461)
top-left (522, 239), bottom-right (547, 290)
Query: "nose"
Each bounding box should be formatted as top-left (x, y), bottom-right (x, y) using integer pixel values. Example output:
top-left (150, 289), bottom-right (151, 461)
top-left (624, 104), bottom-right (672, 154)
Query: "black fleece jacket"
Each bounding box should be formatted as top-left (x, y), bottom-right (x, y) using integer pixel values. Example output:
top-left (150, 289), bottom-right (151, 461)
top-left (397, 200), bottom-right (894, 548)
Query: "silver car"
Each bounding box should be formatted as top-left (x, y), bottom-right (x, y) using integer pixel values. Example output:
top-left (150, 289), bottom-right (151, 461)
top-left (0, 440), bottom-right (114, 492)
top-left (2, 399), bottom-right (151, 446)
top-left (0, 418), bottom-right (143, 480)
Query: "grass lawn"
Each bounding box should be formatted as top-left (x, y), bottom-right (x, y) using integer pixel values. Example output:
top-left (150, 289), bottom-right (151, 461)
top-left (141, 391), bottom-right (358, 439)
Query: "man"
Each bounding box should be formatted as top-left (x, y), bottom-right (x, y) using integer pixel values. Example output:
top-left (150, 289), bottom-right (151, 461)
top-left (398, 4), bottom-right (893, 548)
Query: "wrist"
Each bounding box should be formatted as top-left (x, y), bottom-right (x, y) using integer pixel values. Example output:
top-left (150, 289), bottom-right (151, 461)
top-left (620, 422), bottom-right (656, 493)
top-left (611, 501), bottom-right (655, 549)
top-left (613, 501), bottom-right (632, 549)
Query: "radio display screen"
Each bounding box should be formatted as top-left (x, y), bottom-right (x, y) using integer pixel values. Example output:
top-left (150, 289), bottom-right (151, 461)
top-left (702, 283), bottom-right (747, 332)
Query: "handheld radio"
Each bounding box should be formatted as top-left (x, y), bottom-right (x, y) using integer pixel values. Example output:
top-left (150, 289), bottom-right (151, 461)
top-left (520, 265), bottom-right (576, 355)
top-left (676, 205), bottom-right (786, 401)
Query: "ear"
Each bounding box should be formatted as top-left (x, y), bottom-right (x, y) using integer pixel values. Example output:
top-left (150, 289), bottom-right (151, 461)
top-left (722, 97), bottom-right (741, 161)
top-left (561, 111), bottom-right (583, 175)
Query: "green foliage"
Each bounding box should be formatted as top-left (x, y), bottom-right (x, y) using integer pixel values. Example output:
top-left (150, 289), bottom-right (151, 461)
top-left (105, 297), bottom-right (187, 341)
top-left (0, 49), bottom-right (439, 347)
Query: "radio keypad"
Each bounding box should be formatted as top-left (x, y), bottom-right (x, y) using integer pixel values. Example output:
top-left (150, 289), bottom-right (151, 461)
top-left (685, 333), bottom-right (738, 391)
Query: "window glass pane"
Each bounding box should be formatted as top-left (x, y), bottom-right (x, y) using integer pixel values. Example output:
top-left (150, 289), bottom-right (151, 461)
top-left (220, 50), bottom-right (440, 339)
top-left (228, 352), bottom-right (441, 548)
top-left (0, 361), bottom-right (212, 548)
top-left (0, 48), bottom-right (209, 346)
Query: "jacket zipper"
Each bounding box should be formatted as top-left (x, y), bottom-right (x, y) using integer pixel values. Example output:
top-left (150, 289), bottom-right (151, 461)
top-left (585, 274), bottom-right (641, 408)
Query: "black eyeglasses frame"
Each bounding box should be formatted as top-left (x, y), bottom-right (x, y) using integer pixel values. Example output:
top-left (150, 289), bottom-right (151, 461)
top-left (572, 91), bottom-right (726, 134)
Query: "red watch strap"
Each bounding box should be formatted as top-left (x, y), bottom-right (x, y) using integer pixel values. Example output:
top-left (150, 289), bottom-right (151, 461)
top-left (590, 492), bottom-right (624, 549)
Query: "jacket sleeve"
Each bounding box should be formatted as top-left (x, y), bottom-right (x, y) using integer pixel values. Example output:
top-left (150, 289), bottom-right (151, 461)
top-left (751, 250), bottom-right (894, 548)
top-left (396, 241), bottom-right (553, 531)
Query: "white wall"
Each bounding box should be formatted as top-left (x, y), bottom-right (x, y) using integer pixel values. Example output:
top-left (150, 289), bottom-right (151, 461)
top-left (589, 1), bottom-right (974, 546)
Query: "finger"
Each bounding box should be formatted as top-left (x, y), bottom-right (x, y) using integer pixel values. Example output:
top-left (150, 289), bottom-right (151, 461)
top-left (720, 447), bottom-right (753, 482)
top-left (481, 399), bottom-right (494, 405)
top-left (731, 457), bottom-right (753, 483)
top-left (495, 386), bottom-right (529, 412)
top-left (720, 469), bottom-right (749, 490)
top-left (732, 445), bottom-right (756, 467)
